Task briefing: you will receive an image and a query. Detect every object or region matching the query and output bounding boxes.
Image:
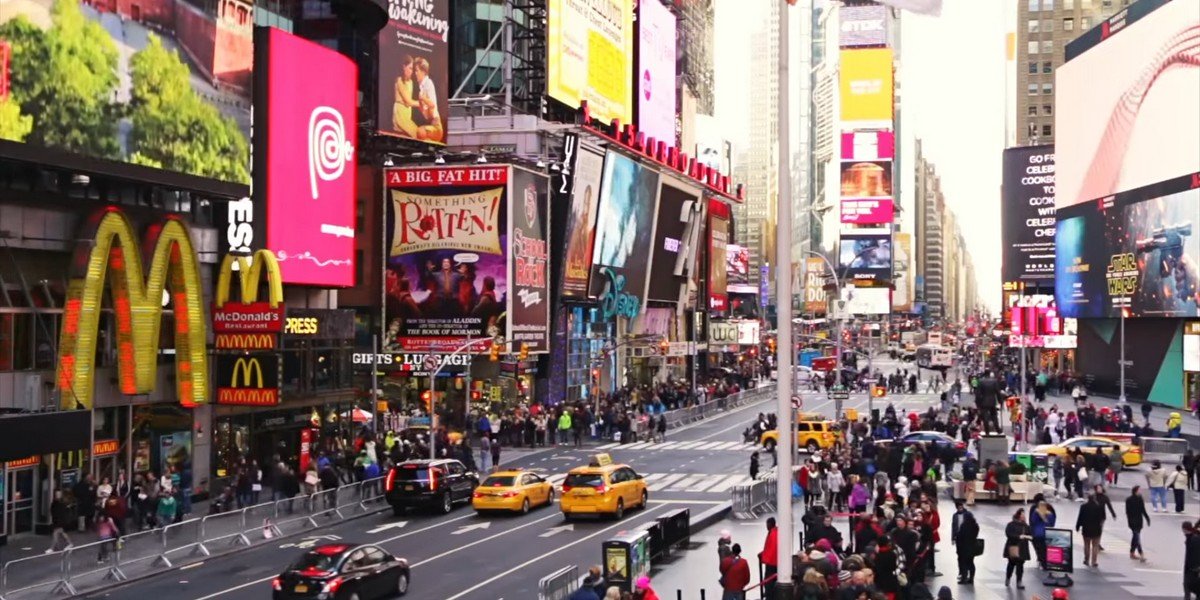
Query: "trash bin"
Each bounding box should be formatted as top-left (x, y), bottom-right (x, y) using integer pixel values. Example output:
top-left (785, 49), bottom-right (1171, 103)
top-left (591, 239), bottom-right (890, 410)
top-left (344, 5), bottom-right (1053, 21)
top-left (603, 529), bottom-right (650, 593)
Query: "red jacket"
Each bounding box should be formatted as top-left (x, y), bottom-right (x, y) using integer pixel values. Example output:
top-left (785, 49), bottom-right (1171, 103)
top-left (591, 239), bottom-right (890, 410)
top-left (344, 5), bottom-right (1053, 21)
top-left (720, 555), bottom-right (752, 591)
top-left (760, 527), bottom-right (779, 566)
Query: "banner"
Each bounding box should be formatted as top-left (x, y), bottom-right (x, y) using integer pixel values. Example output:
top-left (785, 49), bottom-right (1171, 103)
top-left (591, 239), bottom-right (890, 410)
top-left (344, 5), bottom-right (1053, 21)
top-left (376, 0), bottom-right (450, 145)
top-left (841, 131), bottom-right (895, 161)
top-left (636, 0), bottom-right (677, 145)
top-left (509, 167), bottom-right (551, 352)
top-left (590, 151), bottom-right (662, 312)
top-left (892, 233), bottom-right (913, 312)
top-left (839, 48), bottom-right (894, 125)
top-left (384, 166), bottom-right (510, 350)
top-left (562, 147), bottom-right (605, 298)
top-left (727, 244), bottom-right (750, 285)
top-left (802, 257), bottom-right (827, 314)
top-left (1002, 146), bottom-right (1057, 283)
top-left (211, 251), bottom-right (286, 350)
top-left (647, 182), bottom-right (700, 302)
top-left (548, 0), bottom-right (634, 124)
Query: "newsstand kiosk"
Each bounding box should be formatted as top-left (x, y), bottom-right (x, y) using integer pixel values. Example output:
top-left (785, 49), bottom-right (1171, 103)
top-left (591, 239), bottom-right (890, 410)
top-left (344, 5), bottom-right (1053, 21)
top-left (603, 529), bottom-right (650, 593)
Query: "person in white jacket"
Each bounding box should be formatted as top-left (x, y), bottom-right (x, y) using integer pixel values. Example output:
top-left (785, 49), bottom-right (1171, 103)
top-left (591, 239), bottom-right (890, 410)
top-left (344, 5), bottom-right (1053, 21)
top-left (826, 465), bottom-right (846, 512)
top-left (1146, 461), bottom-right (1169, 511)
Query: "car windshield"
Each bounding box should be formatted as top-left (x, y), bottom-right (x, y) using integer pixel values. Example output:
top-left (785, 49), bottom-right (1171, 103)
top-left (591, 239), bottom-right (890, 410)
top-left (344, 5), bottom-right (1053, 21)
top-left (564, 473), bottom-right (605, 487)
top-left (482, 476), bottom-right (517, 487)
top-left (289, 552), bottom-right (341, 573)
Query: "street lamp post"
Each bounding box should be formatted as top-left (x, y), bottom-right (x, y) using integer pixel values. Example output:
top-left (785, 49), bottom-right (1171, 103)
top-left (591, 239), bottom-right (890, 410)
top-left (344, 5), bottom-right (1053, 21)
top-left (1119, 307), bottom-right (1128, 404)
top-left (774, 0), bottom-right (795, 595)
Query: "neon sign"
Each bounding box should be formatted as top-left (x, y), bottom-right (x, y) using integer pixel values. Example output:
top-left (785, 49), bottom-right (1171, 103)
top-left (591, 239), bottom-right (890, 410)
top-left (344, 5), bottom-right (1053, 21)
top-left (597, 267), bottom-right (641, 321)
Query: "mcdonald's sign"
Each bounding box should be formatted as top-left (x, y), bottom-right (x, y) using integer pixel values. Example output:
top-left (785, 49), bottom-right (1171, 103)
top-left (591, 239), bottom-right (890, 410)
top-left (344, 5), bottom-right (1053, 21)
top-left (56, 208), bottom-right (208, 409)
top-left (215, 354), bottom-right (280, 406)
top-left (212, 251), bottom-right (285, 350)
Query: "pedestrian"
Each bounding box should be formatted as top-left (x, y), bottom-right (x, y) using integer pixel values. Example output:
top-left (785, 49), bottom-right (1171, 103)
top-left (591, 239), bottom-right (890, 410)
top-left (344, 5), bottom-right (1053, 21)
top-left (1125, 485), bottom-right (1150, 561)
top-left (634, 575), bottom-right (660, 600)
top-left (581, 565), bottom-right (607, 597)
top-left (479, 435), bottom-right (492, 472)
top-left (491, 435), bottom-right (501, 471)
top-left (47, 490), bottom-right (73, 553)
top-left (719, 543), bottom-right (751, 600)
top-left (656, 414), bottom-right (667, 443)
top-left (1003, 508), bottom-right (1032, 589)
top-left (759, 517), bottom-right (778, 598)
top-left (1030, 498), bottom-right (1056, 569)
top-left (749, 451), bottom-right (760, 481)
top-left (994, 460), bottom-right (1011, 504)
top-left (155, 491), bottom-right (177, 528)
top-left (1185, 521), bottom-right (1200, 599)
top-left (873, 533), bottom-right (902, 599)
top-left (717, 530), bottom-right (733, 562)
top-left (1076, 493), bottom-right (1105, 567)
top-left (95, 514), bottom-right (120, 564)
top-left (1171, 464), bottom-right (1189, 513)
top-left (954, 509), bottom-right (980, 584)
top-left (73, 473), bottom-right (97, 532)
top-left (1146, 460), bottom-right (1169, 512)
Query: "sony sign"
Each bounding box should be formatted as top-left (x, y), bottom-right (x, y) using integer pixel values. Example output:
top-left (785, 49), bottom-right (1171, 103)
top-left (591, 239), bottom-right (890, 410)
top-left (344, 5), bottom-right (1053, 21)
top-left (839, 4), bottom-right (888, 48)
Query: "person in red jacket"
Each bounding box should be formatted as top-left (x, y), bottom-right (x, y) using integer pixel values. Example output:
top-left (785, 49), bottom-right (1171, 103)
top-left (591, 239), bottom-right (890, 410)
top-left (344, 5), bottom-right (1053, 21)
top-left (759, 517), bottom-right (779, 597)
top-left (719, 543), bottom-right (751, 600)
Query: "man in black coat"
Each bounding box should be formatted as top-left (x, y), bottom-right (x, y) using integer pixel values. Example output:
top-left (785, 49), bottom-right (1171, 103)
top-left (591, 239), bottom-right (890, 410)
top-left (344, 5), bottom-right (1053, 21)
top-left (1184, 522), bottom-right (1200, 599)
top-left (1076, 494), bottom-right (1106, 567)
top-left (974, 373), bottom-right (1001, 434)
top-left (1126, 485), bottom-right (1150, 561)
top-left (954, 509), bottom-right (981, 584)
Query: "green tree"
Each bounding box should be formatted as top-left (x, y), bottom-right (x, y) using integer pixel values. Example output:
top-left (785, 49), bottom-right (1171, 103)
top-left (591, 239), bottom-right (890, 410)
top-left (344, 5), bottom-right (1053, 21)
top-left (0, 97), bottom-right (34, 142)
top-left (128, 34), bottom-right (249, 183)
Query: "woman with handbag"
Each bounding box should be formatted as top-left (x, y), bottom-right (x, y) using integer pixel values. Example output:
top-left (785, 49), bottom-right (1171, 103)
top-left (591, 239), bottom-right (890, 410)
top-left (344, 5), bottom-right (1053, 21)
top-left (955, 510), bottom-right (981, 584)
top-left (1004, 508), bottom-right (1033, 589)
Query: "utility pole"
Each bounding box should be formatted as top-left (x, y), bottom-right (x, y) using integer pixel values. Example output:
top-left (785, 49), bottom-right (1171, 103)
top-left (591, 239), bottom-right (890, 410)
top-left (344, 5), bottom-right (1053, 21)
top-left (774, 0), bottom-right (795, 596)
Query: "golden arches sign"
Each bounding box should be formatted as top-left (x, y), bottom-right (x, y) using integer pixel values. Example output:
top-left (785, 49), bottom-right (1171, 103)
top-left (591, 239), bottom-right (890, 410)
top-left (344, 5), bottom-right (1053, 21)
top-left (56, 208), bottom-right (208, 409)
top-left (215, 251), bottom-right (284, 309)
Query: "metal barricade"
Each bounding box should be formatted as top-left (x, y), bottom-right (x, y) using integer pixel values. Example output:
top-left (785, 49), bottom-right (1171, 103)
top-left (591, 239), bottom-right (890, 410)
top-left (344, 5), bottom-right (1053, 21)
top-left (730, 475), bottom-right (778, 519)
top-left (1142, 436), bottom-right (1189, 456)
top-left (60, 539), bottom-right (125, 595)
top-left (112, 528), bottom-right (165, 572)
top-left (201, 508), bottom-right (251, 548)
top-left (0, 548), bottom-right (69, 599)
top-left (242, 499), bottom-right (279, 536)
top-left (336, 481), bottom-right (367, 516)
top-left (536, 565), bottom-right (579, 600)
top-left (160, 518), bottom-right (206, 564)
top-left (310, 487), bottom-right (343, 521)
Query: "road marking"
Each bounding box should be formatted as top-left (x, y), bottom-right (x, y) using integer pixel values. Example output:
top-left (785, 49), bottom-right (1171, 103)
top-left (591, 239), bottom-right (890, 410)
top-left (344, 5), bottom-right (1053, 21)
top-left (624, 442), bottom-right (652, 450)
top-left (596, 442), bottom-right (619, 450)
top-left (180, 562), bottom-right (205, 570)
top-left (452, 522), bottom-right (491, 535)
top-left (654, 473), bottom-right (688, 488)
top-left (642, 473), bottom-right (668, 484)
top-left (648, 499), bottom-right (723, 505)
top-left (707, 474), bottom-right (753, 493)
top-left (687, 477), bottom-right (724, 493)
top-left (1134, 568), bottom-right (1180, 573)
top-left (442, 504), bottom-right (672, 600)
top-left (675, 441), bottom-right (704, 449)
top-left (666, 474), bottom-right (706, 491)
top-left (366, 521), bottom-right (408, 534)
top-left (656, 442), bottom-right (682, 450)
top-left (410, 512), bottom-right (563, 568)
top-left (539, 524), bottom-right (574, 538)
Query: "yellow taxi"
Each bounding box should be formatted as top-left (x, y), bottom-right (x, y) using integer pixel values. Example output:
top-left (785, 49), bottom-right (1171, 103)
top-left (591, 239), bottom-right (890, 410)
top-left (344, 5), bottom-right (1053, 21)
top-left (559, 454), bottom-right (648, 520)
top-left (760, 420), bottom-right (838, 453)
top-left (471, 469), bottom-right (555, 514)
top-left (1033, 435), bottom-right (1143, 467)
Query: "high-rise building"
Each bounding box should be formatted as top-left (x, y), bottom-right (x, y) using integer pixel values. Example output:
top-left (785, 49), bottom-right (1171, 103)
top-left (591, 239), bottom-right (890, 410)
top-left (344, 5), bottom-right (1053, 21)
top-left (738, 0), bottom-right (783, 286)
top-left (1015, 0), bottom-right (1125, 145)
top-left (914, 139), bottom-right (979, 324)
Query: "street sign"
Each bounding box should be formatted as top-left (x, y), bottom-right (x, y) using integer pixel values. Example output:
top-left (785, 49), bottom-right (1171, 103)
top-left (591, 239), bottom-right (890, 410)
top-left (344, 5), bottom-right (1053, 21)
top-left (831, 390), bottom-right (849, 402)
top-left (423, 355), bottom-right (439, 371)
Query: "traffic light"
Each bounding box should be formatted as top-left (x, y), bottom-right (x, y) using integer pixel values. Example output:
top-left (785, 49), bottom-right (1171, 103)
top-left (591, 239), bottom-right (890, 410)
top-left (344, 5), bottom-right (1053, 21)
top-left (871, 385), bottom-right (887, 399)
top-left (659, 338), bottom-right (670, 355)
top-left (489, 343), bottom-right (500, 361)
top-left (519, 343), bottom-right (529, 361)
top-left (471, 390), bottom-right (482, 401)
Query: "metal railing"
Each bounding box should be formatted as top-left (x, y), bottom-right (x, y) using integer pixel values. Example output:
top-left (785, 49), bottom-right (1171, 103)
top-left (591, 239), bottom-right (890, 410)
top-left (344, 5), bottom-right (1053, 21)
top-left (731, 474), bottom-right (778, 519)
top-left (0, 477), bottom-right (387, 600)
top-left (661, 384), bottom-right (776, 431)
top-left (536, 565), bottom-right (580, 600)
top-left (1142, 436), bottom-right (1190, 456)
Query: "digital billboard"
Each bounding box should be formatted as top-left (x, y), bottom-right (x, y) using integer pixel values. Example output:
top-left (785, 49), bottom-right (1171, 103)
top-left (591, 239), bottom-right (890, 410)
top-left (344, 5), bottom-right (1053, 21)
top-left (841, 286), bottom-right (891, 316)
top-left (589, 151), bottom-right (661, 310)
top-left (841, 131), bottom-right (895, 161)
top-left (0, 0), bottom-right (250, 182)
top-left (1055, 173), bottom-right (1200, 318)
top-left (802, 257), bottom-right (827, 314)
top-left (636, 0), bottom-right (677, 146)
top-left (548, 0), bottom-right (634, 125)
top-left (254, 27), bottom-right (358, 287)
top-left (840, 159), bottom-right (894, 225)
top-left (839, 4), bottom-right (889, 48)
top-left (727, 244), bottom-right (750, 284)
top-left (1055, 0), bottom-right (1200, 209)
top-left (893, 232), bottom-right (913, 312)
top-left (384, 166), bottom-right (510, 351)
top-left (1002, 145), bottom-right (1056, 283)
top-left (647, 182), bottom-right (700, 302)
top-left (508, 168), bottom-right (551, 352)
top-left (562, 147), bottom-right (605, 298)
top-left (709, 200), bottom-right (731, 311)
top-left (839, 48), bottom-right (894, 125)
top-left (838, 231), bottom-right (892, 283)
top-left (376, 0), bottom-right (450, 145)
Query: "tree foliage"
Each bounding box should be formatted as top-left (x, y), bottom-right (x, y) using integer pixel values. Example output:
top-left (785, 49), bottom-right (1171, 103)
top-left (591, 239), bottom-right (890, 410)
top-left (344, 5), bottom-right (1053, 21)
top-left (0, 97), bottom-right (34, 142)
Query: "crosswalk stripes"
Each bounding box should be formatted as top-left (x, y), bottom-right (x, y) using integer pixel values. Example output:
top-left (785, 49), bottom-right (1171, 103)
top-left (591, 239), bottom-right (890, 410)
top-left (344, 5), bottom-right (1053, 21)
top-left (594, 440), bottom-right (757, 452)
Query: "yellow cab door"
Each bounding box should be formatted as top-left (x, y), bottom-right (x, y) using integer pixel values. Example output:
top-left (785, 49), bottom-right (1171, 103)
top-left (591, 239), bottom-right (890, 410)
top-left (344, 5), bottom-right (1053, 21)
top-left (612, 469), bottom-right (634, 505)
top-left (526, 473), bottom-right (547, 504)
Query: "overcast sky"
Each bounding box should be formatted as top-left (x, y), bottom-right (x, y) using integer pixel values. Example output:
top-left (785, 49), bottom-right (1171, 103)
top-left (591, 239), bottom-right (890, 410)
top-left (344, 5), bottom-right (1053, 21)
top-left (713, 0), bottom-right (1008, 313)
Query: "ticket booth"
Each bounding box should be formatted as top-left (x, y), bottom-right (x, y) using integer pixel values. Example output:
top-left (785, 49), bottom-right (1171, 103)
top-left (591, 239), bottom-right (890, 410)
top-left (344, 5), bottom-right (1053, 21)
top-left (602, 529), bottom-right (650, 593)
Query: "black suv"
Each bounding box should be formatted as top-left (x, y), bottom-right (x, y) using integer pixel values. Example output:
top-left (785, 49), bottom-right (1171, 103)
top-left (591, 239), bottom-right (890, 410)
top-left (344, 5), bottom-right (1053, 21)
top-left (385, 459), bottom-right (478, 516)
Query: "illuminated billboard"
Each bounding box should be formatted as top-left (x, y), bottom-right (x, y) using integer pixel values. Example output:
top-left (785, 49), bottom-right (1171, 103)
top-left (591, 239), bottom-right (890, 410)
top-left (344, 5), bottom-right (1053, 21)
top-left (709, 200), bottom-right (731, 311)
top-left (1055, 0), bottom-right (1200, 209)
top-left (840, 159), bottom-right (894, 225)
top-left (839, 4), bottom-right (889, 48)
top-left (0, 0), bottom-right (250, 182)
top-left (841, 131), bottom-right (895, 161)
top-left (636, 0), bottom-right (677, 145)
top-left (590, 151), bottom-right (661, 311)
top-left (802, 257), bottom-right (827, 314)
top-left (840, 286), bottom-right (891, 316)
top-left (839, 48), bottom-right (894, 125)
top-left (838, 230), bottom-right (892, 283)
top-left (893, 232), bottom-right (913, 312)
top-left (1002, 145), bottom-right (1057, 283)
top-left (647, 181), bottom-right (701, 302)
top-left (376, 0), bottom-right (450, 145)
top-left (548, 0), bottom-right (634, 125)
top-left (254, 27), bottom-right (358, 287)
top-left (561, 147), bottom-right (605, 298)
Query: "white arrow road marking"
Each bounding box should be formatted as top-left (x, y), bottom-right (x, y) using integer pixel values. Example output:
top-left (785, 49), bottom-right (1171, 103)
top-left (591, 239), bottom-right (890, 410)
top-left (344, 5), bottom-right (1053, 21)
top-left (280, 534), bottom-right (341, 549)
top-left (452, 522), bottom-right (492, 535)
top-left (539, 524), bottom-right (574, 538)
top-left (367, 521), bottom-right (408, 534)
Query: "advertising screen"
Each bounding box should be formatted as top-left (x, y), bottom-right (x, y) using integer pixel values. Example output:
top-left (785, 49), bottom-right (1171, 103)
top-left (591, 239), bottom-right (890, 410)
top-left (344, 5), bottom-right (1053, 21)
top-left (727, 244), bottom-right (750, 284)
top-left (841, 287), bottom-right (891, 316)
top-left (589, 151), bottom-right (661, 308)
top-left (840, 159), bottom-right (894, 225)
top-left (255, 27), bottom-right (358, 287)
top-left (548, 0), bottom-right (634, 125)
top-left (841, 131), bottom-right (895, 161)
top-left (1055, 174), bottom-right (1200, 318)
top-left (893, 232), bottom-right (913, 312)
top-left (709, 202), bottom-right (731, 311)
top-left (0, 0), bottom-right (250, 182)
top-left (1055, 0), bottom-right (1200, 209)
top-left (562, 147), bottom-right (606, 298)
top-left (802, 257), bottom-right (827, 314)
top-left (384, 166), bottom-right (510, 351)
top-left (636, 0), bottom-right (677, 146)
top-left (839, 231), bottom-right (892, 283)
top-left (647, 182), bottom-right (700, 302)
top-left (1002, 145), bottom-right (1057, 283)
top-left (839, 4), bottom-right (889, 48)
top-left (376, 0), bottom-right (450, 145)
top-left (839, 48), bottom-right (894, 124)
top-left (508, 168), bottom-right (551, 352)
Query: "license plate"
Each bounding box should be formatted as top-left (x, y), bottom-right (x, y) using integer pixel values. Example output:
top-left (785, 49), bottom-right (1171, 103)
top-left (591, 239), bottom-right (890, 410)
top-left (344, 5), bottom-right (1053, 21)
top-left (404, 485), bottom-right (414, 491)
top-left (294, 584), bottom-right (308, 593)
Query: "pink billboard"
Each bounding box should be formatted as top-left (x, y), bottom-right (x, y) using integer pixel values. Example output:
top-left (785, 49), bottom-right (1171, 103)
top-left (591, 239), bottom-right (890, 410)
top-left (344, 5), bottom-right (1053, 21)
top-left (254, 27), bottom-right (359, 287)
top-left (840, 198), bottom-right (894, 224)
top-left (841, 130), bottom-right (895, 161)
top-left (636, 0), bottom-right (678, 146)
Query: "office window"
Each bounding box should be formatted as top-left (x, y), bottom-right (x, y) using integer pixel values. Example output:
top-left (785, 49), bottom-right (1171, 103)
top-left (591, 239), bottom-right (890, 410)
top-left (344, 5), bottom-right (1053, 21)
top-left (1043, 61), bottom-right (1052, 73)
top-left (1043, 104), bottom-right (1053, 115)
top-left (1028, 123), bottom-right (1039, 139)
top-left (1081, 0), bottom-right (1091, 7)
top-left (1028, 0), bottom-right (1039, 10)
top-left (1028, 20), bottom-right (1040, 33)
top-left (1064, 17), bottom-right (1074, 30)
top-left (1044, 0), bottom-right (1054, 8)
top-left (1043, 20), bottom-right (1053, 32)
top-left (1029, 62), bottom-right (1039, 74)
top-left (1042, 124), bottom-right (1053, 136)
top-left (1028, 106), bottom-right (1039, 116)
top-left (1028, 83), bottom-right (1039, 95)
top-left (1082, 17), bottom-right (1091, 28)
top-left (1043, 82), bottom-right (1054, 94)
top-left (1041, 40), bottom-right (1054, 54)
top-left (1029, 41), bottom-right (1040, 54)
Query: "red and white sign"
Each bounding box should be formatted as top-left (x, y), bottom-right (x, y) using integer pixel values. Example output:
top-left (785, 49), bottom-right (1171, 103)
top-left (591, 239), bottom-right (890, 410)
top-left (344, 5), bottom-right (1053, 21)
top-left (212, 302), bottom-right (285, 333)
top-left (841, 131), bottom-right (895, 161)
top-left (840, 198), bottom-right (895, 224)
top-left (255, 27), bottom-right (358, 287)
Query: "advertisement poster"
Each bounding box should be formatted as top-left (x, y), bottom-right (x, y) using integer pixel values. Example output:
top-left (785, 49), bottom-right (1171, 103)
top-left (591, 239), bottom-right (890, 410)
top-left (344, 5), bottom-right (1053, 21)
top-left (562, 148), bottom-right (606, 297)
top-left (841, 159), bottom-right (894, 224)
top-left (134, 439), bottom-right (151, 473)
top-left (159, 432), bottom-right (192, 477)
top-left (839, 48), bottom-right (894, 124)
top-left (802, 257), bottom-right (828, 314)
top-left (839, 231), bottom-right (892, 282)
top-left (841, 286), bottom-right (891, 316)
top-left (376, 0), bottom-right (450, 145)
top-left (1056, 175), bottom-right (1200, 318)
top-left (893, 232), bottom-right (913, 312)
top-left (548, 0), bottom-right (635, 124)
top-left (0, 0), bottom-right (251, 183)
top-left (727, 244), bottom-right (751, 284)
top-left (508, 168), bottom-right (551, 352)
top-left (1055, 0), bottom-right (1200, 209)
top-left (384, 166), bottom-right (510, 350)
top-left (709, 205), bottom-right (731, 311)
top-left (636, 0), bottom-right (677, 145)
top-left (1002, 146), bottom-right (1057, 283)
top-left (839, 4), bottom-right (889, 48)
top-left (1043, 528), bottom-right (1074, 573)
top-left (255, 27), bottom-right (358, 287)
top-left (589, 152), bottom-right (662, 309)
top-left (647, 182), bottom-right (699, 302)
top-left (841, 131), bottom-right (895, 161)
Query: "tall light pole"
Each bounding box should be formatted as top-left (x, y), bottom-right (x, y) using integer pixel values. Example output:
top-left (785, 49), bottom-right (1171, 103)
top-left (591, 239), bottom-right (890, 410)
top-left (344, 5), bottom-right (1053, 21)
top-left (773, 0), bottom-right (795, 595)
top-left (1119, 306), bottom-right (1128, 403)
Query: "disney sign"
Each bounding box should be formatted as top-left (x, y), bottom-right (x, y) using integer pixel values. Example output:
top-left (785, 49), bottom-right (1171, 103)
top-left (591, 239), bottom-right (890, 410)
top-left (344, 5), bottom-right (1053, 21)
top-left (597, 267), bottom-right (641, 321)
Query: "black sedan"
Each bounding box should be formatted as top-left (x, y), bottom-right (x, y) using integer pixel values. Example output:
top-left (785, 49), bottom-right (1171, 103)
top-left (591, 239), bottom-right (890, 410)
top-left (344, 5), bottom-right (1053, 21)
top-left (880, 431), bottom-right (968, 457)
top-left (273, 543), bottom-right (410, 599)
